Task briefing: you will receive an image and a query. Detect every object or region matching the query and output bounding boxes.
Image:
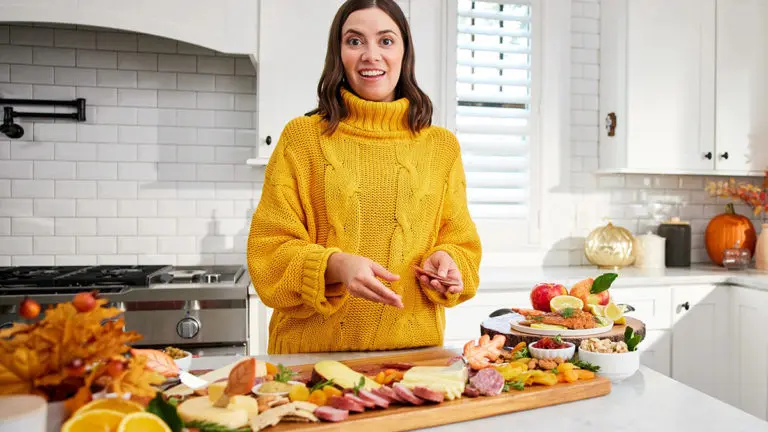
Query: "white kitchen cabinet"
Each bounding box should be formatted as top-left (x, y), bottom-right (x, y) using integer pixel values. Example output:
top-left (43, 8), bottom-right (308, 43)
top-left (599, 0), bottom-right (716, 174)
top-left (670, 284), bottom-right (731, 402)
top-left (254, 0), bottom-right (344, 162)
top-left (715, 0), bottom-right (768, 173)
top-left (730, 286), bottom-right (768, 420)
top-left (247, 294), bottom-right (273, 356)
top-left (0, 0), bottom-right (259, 54)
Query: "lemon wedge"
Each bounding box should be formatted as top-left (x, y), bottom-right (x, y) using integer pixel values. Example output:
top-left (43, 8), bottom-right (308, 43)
top-left (549, 295), bottom-right (584, 312)
top-left (604, 302), bottom-right (624, 322)
top-left (530, 323), bottom-right (568, 330)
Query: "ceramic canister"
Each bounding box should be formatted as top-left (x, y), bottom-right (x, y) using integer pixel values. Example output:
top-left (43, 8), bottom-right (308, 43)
top-left (657, 217), bottom-right (692, 267)
top-left (634, 232), bottom-right (666, 269)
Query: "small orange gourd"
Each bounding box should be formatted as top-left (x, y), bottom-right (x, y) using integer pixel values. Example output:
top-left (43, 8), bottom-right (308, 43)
top-left (705, 203), bottom-right (757, 266)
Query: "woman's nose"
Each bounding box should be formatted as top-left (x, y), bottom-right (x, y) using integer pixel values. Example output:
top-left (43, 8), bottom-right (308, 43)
top-left (361, 45), bottom-right (382, 62)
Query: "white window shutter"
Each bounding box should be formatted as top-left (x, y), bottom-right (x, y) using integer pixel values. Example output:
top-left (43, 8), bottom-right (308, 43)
top-left (452, 0), bottom-right (533, 221)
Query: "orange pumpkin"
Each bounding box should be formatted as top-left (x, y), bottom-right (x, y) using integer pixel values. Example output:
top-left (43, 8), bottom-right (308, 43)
top-left (705, 203), bottom-right (757, 266)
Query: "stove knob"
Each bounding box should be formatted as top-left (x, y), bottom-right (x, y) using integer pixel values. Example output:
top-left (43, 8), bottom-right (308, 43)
top-left (176, 317), bottom-right (200, 339)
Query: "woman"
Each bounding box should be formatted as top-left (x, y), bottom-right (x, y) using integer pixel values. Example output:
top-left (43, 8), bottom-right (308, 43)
top-left (247, 0), bottom-right (482, 354)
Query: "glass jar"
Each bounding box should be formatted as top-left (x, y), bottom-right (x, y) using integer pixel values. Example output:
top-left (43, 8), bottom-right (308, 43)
top-left (723, 241), bottom-right (752, 270)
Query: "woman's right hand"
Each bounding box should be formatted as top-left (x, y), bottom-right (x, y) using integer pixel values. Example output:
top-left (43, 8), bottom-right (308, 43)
top-left (326, 252), bottom-right (403, 308)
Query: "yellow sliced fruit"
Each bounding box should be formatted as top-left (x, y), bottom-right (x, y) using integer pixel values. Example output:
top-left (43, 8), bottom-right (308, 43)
top-left (62, 409), bottom-right (125, 432)
top-left (615, 316), bottom-right (626, 325)
top-left (594, 316), bottom-right (611, 327)
top-left (549, 295), bottom-right (584, 312)
top-left (117, 412), bottom-right (171, 432)
top-left (530, 323), bottom-right (568, 330)
top-left (588, 304), bottom-right (606, 316)
top-left (74, 398), bottom-right (145, 416)
top-left (604, 302), bottom-right (624, 321)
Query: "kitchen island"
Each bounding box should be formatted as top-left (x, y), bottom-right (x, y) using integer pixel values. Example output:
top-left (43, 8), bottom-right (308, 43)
top-left (189, 348), bottom-right (768, 431)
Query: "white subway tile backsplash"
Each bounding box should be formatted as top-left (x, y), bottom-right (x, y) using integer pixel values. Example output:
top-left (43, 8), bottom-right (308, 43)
top-left (118, 53), bottom-right (158, 71)
top-left (158, 54), bottom-right (197, 72)
top-left (12, 180), bottom-right (54, 197)
top-left (97, 32), bottom-right (137, 52)
top-left (54, 29), bottom-right (96, 49)
top-left (138, 35), bottom-right (177, 54)
top-left (54, 218), bottom-right (97, 236)
top-left (12, 217), bottom-right (54, 235)
top-left (34, 199), bottom-right (76, 217)
top-left (11, 64), bottom-right (54, 84)
top-left (77, 199), bottom-right (117, 217)
top-left (77, 50), bottom-right (117, 68)
top-left (2, 24), bottom-right (260, 264)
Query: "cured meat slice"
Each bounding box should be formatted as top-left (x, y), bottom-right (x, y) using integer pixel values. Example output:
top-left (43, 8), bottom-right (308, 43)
top-left (462, 385), bottom-right (480, 398)
top-left (344, 393), bottom-right (376, 409)
top-left (380, 362), bottom-right (413, 370)
top-left (375, 386), bottom-right (406, 404)
top-left (370, 388), bottom-right (395, 403)
top-left (412, 386), bottom-right (445, 403)
top-left (358, 389), bottom-right (390, 409)
top-left (393, 384), bottom-right (424, 405)
top-left (314, 406), bottom-right (349, 422)
top-left (329, 395), bottom-right (365, 412)
top-left (468, 368), bottom-right (504, 396)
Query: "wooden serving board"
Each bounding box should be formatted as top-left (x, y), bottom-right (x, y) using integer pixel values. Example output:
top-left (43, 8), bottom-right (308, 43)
top-left (481, 314), bottom-right (646, 348)
top-left (166, 348), bottom-right (611, 431)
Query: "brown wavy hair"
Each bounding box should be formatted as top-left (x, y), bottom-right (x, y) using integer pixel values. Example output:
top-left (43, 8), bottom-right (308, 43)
top-left (306, 0), bottom-right (433, 135)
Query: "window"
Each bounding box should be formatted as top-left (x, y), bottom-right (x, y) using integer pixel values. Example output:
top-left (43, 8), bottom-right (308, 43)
top-left (444, 0), bottom-right (541, 250)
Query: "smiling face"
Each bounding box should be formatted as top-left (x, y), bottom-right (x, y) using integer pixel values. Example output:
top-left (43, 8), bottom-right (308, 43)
top-left (340, 7), bottom-right (405, 102)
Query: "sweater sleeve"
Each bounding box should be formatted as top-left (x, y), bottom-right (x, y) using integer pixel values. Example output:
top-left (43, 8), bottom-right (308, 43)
top-left (421, 151), bottom-right (483, 308)
top-left (246, 122), bottom-right (347, 319)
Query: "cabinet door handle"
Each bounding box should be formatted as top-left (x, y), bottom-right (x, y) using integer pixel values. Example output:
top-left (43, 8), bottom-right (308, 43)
top-left (720, 152), bottom-right (729, 160)
top-left (677, 301), bottom-right (690, 313)
top-left (704, 152), bottom-right (712, 160)
top-left (605, 112), bottom-right (617, 137)
top-left (265, 135), bottom-right (272, 146)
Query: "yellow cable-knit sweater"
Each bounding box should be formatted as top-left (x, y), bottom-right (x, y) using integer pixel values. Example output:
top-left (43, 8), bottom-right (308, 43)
top-left (247, 89), bottom-right (482, 354)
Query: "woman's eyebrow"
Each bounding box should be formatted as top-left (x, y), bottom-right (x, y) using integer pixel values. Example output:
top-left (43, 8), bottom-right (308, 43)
top-left (343, 28), bottom-right (398, 37)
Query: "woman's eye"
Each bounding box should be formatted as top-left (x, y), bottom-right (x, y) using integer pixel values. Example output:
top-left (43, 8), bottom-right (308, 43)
top-left (347, 38), bottom-right (362, 46)
top-left (382, 38), bottom-right (394, 46)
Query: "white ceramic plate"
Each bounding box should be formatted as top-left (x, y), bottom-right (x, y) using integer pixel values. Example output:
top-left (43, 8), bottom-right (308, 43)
top-left (508, 314), bottom-right (614, 337)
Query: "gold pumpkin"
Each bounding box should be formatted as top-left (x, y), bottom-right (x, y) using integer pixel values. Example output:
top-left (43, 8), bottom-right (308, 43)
top-left (584, 222), bottom-right (636, 269)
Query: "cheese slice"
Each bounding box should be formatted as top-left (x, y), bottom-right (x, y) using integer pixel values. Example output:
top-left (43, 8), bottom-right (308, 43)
top-left (208, 381), bottom-right (227, 403)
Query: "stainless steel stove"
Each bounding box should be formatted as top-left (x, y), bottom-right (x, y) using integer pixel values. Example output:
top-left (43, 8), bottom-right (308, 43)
top-left (0, 265), bottom-right (251, 356)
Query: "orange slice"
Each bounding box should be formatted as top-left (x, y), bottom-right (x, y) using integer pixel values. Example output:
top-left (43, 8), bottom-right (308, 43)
top-left (74, 398), bottom-right (145, 416)
top-left (117, 412), bottom-right (171, 432)
top-left (61, 409), bottom-right (125, 432)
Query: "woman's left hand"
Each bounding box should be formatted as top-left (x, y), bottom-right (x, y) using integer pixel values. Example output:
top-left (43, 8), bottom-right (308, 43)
top-left (419, 251), bottom-right (463, 295)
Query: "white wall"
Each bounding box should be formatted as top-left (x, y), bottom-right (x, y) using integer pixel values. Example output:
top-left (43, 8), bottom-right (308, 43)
top-left (0, 23), bottom-right (262, 266)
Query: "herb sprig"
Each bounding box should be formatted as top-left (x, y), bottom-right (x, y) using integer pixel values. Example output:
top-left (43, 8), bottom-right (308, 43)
top-left (274, 364), bottom-right (298, 383)
top-left (310, 378), bottom-right (336, 393)
top-left (559, 307), bottom-right (576, 319)
top-left (511, 346), bottom-right (529, 361)
top-left (624, 326), bottom-right (644, 352)
top-left (352, 376), bottom-right (365, 396)
top-left (573, 359), bottom-right (600, 372)
top-left (185, 421), bottom-right (251, 432)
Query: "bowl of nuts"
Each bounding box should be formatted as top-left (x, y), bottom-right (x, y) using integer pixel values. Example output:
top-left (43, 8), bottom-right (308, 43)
top-left (163, 346), bottom-right (192, 371)
top-left (577, 327), bottom-right (644, 382)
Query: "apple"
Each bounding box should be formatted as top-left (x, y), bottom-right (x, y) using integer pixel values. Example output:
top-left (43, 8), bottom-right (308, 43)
top-left (530, 283), bottom-right (568, 312)
top-left (569, 273), bottom-right (618, 311)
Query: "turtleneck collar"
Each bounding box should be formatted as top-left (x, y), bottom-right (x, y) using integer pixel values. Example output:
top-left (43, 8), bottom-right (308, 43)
top-left (339, 87), bottom-right (411, 135)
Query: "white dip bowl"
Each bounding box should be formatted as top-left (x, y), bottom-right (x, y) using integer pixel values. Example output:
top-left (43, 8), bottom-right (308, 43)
top-left (577, 349), bottom-right (639, 382)
top-left (529, 340), bottom-right (576, 361)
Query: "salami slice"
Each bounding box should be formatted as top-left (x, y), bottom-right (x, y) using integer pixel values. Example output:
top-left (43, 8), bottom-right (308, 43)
top-left (469, 368), bottom-right (505, 396)
top-left (375, 386), bottom-right (407, 404)
top-left (358, 389), bottom-right (390, 408)
top-left (462, 385), bottom-right (481, 398)
top-left (329, 395), bottom-right (365, 412)
top-left (314, 406), bottom-right (349, 422)
top-left (344, 393), bottom-right (376, 409)
top-left (393, 384), bottom-right (425, 405)
top-left (412, 386), bottom-right (445, 403)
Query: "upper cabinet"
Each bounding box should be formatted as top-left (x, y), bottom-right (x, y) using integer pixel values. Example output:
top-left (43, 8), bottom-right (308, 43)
top-left (0, 0), bottom-right (259, 54)
top-left (599, 0), bottom-right (768, 176)
top-left (254, 0), bottom-right (344, 163)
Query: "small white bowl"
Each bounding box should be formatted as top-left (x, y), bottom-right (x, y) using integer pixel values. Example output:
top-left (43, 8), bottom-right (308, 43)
top-left (251, 381), bottom-right (303, 397)
top-left (529, 341), bottom-right (576, 361)
top-left (173, 351), bottom-right (193, 371)
top-left (577, 349), bottom-right (639, 382)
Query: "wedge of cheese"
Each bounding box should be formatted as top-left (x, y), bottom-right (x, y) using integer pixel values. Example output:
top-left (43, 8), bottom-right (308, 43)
top-left (399, 362), bottom-right (468, 400)
top-left (207, 381), bottom-right (228, 403)
top-left (178, 395), bottom-right (258, 429)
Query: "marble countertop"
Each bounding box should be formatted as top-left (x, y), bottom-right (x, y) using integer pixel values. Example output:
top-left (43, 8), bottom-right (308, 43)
top-left (189, 348), bottom-right (768, 431)
top-left (248, 264), bottom-right (768, 296)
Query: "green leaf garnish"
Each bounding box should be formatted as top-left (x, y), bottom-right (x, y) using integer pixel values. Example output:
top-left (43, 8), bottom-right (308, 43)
top-left (573, 359), bottom-right (600, 372)
top-left (553, 334), bottom-right (564, 345)
top-left (185, 420), bottom-right (251, 432)
top-left (560, 307), bottom-right (575, 318)
top-left (310, 378), bottom-right (336, 393)
top-left (624, 326), bottom-right (644, 351)
top-left (511, 346), bottom-right (529, 361)
top-left (274, 364), bottom-right (298, 383)
top-left (591, 273), bottom-right (618, 294)
top-left (353, 375), bottom-right (365, 396)
top-left (509, 380), bottom-right (525, 391)
top-left (146, 392), bottom-right (184, 432)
